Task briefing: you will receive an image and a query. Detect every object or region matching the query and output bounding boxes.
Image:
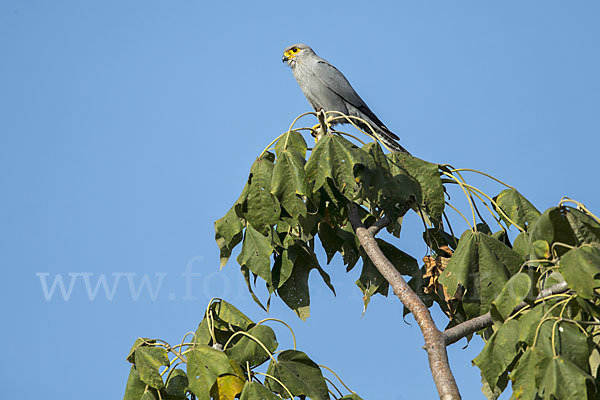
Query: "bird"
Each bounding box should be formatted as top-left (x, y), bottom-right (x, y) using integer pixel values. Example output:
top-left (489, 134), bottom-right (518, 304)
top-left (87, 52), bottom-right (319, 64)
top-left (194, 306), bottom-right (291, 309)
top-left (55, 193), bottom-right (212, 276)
top-left (282, 43), bottom-right (409, 153)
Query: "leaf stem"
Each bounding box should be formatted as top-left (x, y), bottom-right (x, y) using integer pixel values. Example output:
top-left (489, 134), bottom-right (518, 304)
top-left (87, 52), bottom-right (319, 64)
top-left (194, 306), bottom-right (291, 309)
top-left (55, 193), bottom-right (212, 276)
top-left (452, 171), bottom-right (508, 233)
top-left (256, 318), bottom-right (297, 350)
top-left (222, 331), bottom-right (278, 365)
top-left (255, 372), bottom-right (295, 399)
top-left (550, 242), bottom-right (575, 259)
top-left (325, 111), bottom-right (396, 152)
top-left (532, 298), bottom-right (571, 347)
top-left (559, 197), bottom-right (600, 224)
top-left (444, 201), bottom-right (473, 230)
top-left (441, 171), bottom-right (477, 231)
top-left (460, 182), bottom-right (526, 232)
top-left (324, 377), bottom-right (343, 399)
top-left (449, 168), bottom-right (514, 189)
top-left (319, 364), bottom-right (354, 395)
top-left (331, 130), bottom-right (367, 145)
top-left (204, 298), bottom-right (220, 345)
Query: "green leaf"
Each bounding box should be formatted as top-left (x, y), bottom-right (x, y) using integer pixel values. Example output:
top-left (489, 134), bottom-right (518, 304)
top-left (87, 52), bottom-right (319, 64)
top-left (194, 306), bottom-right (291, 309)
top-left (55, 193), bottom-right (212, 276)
top-left (481, 369), bottom-right (503, 400)
top-left (532, 239), bottom-right (550, 259)
top-left (517, 305), bottom-right (548, 346)
top-left (387, 152), bottom-right (444, 224)
top-left (123, 365), bottom-right (146, 400)
top-left (510, 342), bottom-right (595, 399)
top-left (243, 154), bottom-right (281, 234)
top-left (553, 321), bottom-right (593, 373)
top-left (241, 265), bottom-right (267, 311)
top-left (340, 394), bottom-right (364, 400)
top-left (277, 242), bottom-right (334, 320)
top-left (127, 338), bottom-right (156, 363)
top-left (528, 206), bottom-right (600, 256)
top-left (491, 229), bottom-right (512, 248)
top-left (491, 273), bottom-right (531, 321)
top-left (187, 345), bottom-right (235, 400)
top-left (356, 249), bottom-right (389, 311)
top-left (140, 390), bottom-right (157, 400)
top-left (277, 261), bottom-right (311, 321)
top-left (210, 374), bottom-right (245, 400)
top-left (195, 299), bottom-right (257, 347)
top-left (386, 215), bottom-right (404, 238)
top-left (240, 381), bottom-right (280, 400)
top-left (538, 355), bottom-right (594, 400)
top-left (272, 245), bottom-right (295, 289)
top-left (524, 313), bottom-right (591, 372)
top-left (481, 233), bottom-right (524, 275)
top-left (318, 221), bottom-right (345, 264)
top-left (510, 347), bottom-right (545, 400)
top-left (298, 209), bottom-right (322, 242)
top-left (493, 189), bottom-right (541, 230)
top-left (209, 299), bottom-right (254, 332)
top-left (265, 350), bottom-right (329, 400)
top-left (512, 232), bottom-right (531, 259)
top-left (473, 319), bottom-right (520, 389)
top-left (362, 141), bottom-right (390, 170)
top-left (564, 207), bottom-right (600, 246)
top-left (194, 318), bottom-right (212, 346)
top-left (271, 149), bottom-right (309, 219)
top-left (378, 239), bottom-right (420, 276)
top-left (237, 224), bottom-right (274, 287)
top-left (134, 347), bottom-right (169, 389)
top-left (337, 223), bottom-right (360, 270)
top-left (439, 230), bottom-right (524, 317)
top-left (225, 325), bottom-right (278, 368)
top-left (356, 240), bottom-right (419, 311)
top-left (165, 369), bottom-right (188, 398)
top-left (360, 142), bottom-right (419, 216)
top-left (559, 245), bottom-right (600, 299)
top-left (589, 335), bottom-right (600, 382)
top-left (439, 230), bottom-right (477, 298)
top-left (275, 130), bottom-right (308, 159)
top-left (305, 134), bottom-right (371, 199)
top-left (215, 206), bottom-right (245, 268)
top-left (528, 207), bottom-right (571, 252)
top-left (423, 227), bottom-right (459, 254)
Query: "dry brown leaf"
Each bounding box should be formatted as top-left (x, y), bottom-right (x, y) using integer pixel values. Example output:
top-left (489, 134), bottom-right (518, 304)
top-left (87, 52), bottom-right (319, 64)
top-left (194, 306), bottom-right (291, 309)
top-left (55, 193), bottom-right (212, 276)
top-left (422, 245), bottom-right (463, 319)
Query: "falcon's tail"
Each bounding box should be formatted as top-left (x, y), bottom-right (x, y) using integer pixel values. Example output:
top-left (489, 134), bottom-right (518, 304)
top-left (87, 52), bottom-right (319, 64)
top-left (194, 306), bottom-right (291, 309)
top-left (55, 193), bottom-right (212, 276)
top-left (353, 119), bottom-right (410, 154)
top-left (375, 130), bottom-right (411, 154)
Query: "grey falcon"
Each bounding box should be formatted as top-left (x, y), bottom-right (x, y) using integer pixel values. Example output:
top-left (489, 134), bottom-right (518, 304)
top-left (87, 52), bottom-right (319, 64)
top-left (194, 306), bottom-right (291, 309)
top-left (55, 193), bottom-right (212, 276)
top-left (282, 43), bottom-right (409, 153)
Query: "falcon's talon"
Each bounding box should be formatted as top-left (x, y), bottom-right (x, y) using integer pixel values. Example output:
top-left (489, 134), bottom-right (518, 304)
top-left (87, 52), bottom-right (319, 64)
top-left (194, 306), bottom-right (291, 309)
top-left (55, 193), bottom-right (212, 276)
top-left (310, 121), bottom-right (329, 143)
top-left (310, 124), bottom-right (320, 137)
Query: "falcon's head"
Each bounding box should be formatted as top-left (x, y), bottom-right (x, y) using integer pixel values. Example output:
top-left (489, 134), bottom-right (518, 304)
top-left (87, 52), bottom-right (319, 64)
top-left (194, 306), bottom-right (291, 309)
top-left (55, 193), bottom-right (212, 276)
top-left (282, 43), bottom-right (313, 67)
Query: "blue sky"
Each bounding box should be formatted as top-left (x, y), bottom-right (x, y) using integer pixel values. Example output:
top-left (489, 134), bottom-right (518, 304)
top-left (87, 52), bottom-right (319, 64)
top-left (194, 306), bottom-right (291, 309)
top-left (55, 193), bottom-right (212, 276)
top-left (1, 1), bottom-right (599, 399)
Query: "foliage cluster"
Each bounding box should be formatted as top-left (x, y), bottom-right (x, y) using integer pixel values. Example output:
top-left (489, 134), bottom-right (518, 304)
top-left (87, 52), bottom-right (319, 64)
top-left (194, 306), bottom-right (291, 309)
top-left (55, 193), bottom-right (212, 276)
top-left (215, 130), bottom-right (429, 318)
top-left (123, 299), bottom-right (362, 400)
top-left (125, 121), bottom-right (600, 399)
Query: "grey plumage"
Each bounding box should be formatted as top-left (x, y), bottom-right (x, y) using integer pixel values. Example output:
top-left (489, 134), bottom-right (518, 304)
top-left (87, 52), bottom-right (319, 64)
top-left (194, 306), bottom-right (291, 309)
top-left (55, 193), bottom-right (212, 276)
top-left (282, 43), bottom-right (409, 153)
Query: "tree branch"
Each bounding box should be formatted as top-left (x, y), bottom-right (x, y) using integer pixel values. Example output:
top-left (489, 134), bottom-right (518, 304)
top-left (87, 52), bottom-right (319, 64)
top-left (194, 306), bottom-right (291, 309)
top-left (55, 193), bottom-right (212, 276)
top-left (443, 281), bottom-right (569, 346)
top-left (348, 204), bottom-right (461, 400)
top-left (367, 215), bottom-right (391, 236)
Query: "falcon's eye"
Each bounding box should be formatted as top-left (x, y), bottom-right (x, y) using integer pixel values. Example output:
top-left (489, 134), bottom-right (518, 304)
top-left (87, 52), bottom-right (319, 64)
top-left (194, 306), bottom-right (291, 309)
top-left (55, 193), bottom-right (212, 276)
top-left (291, 47), bottom-right (298, 54)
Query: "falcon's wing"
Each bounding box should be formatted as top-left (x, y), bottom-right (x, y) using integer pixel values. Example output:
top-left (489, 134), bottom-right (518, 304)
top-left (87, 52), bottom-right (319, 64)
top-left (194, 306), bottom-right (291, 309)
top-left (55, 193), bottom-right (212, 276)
top-left (312, 60), bottom-right (365, 107)
top-left (312, 60), bottom-right (399, 140)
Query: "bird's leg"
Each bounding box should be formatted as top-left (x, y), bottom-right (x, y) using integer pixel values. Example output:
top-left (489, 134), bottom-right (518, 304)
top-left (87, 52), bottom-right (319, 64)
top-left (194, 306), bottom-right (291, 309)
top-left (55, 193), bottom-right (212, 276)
top-left (311, 109), bottom-right (329, 142)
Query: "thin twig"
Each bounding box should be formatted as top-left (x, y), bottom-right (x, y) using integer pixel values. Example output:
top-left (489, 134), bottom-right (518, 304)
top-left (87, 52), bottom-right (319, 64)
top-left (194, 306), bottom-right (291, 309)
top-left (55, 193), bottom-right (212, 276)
top-left (443, 281), bottom-right (569, 346)
top-left (367, 215), bottom-right (392, 236)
